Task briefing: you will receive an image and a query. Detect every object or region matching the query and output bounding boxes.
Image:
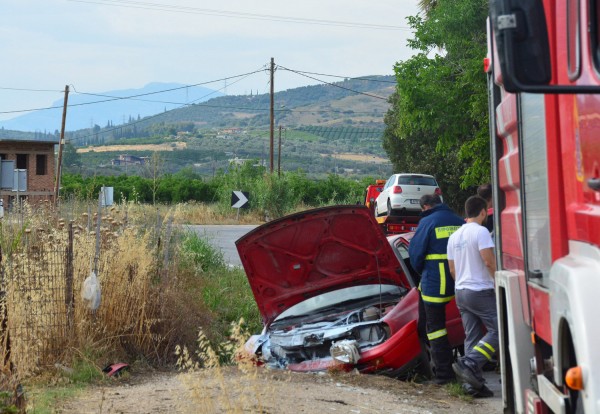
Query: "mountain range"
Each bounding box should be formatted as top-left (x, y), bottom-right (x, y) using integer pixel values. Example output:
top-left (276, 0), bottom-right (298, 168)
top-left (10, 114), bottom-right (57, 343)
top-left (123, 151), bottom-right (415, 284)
top-left (0, 82), bottom-right (224, 132)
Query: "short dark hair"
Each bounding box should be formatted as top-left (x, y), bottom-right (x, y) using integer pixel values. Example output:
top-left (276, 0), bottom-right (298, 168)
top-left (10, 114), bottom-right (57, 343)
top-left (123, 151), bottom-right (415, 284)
top-left (477, 184), bottom-right (492, 202)
top-left (465, 195), bottom-right (488, 218)
top-left (420, 194), bottom-right (442, 209)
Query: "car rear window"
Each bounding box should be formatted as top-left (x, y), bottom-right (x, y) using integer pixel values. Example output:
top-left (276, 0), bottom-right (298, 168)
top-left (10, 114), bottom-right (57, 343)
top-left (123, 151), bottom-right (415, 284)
top-left (397, 176), bottom-right (437, 186)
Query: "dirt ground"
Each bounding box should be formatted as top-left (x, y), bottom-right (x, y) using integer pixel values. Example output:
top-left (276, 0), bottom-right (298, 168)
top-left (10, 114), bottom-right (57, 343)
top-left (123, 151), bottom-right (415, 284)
top-left (55, 367), bottom-right (503, 414)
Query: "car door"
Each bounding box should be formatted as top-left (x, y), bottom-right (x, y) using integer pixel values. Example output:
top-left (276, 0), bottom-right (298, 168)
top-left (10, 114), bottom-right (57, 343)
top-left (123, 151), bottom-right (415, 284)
top-left (391, 234), bottom-right (465, 349)
top-left (375, 175), bottom-right (394, 215)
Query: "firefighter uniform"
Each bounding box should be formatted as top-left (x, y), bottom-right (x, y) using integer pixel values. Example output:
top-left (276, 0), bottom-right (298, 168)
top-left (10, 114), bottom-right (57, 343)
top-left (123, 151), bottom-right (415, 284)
top-left (409, 203), bottom-right (464, 381)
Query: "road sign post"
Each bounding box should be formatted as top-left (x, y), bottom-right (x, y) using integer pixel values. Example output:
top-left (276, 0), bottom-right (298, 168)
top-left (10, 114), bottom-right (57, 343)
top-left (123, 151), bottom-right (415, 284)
top-left (231, 191), bottom-right (249, 221)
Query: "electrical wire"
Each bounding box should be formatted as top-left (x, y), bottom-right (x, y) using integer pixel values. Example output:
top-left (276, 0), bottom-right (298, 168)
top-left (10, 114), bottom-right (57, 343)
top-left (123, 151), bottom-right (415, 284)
top-left (278, 65), bottom-right (389, 101)
top-left (0, 69), bottom-right (265, 115)
top-left (278, 69), bottom-right (397, 83)
top-left (68, 0), bottom-right (412, 31)
top-left (0, 87), bottom-right (65, 92)
top-left (67, 67), bottom-right (261, 143)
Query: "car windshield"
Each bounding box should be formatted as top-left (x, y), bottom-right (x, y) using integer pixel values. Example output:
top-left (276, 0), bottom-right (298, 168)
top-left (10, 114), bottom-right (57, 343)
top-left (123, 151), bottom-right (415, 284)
top-left (275, 284), bottom-right (404, 321)
top-left (398, 175), bottom-right (437, 186)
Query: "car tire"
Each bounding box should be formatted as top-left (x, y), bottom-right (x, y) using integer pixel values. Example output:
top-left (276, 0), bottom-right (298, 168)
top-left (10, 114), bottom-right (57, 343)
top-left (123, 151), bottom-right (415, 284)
top-left (387, 200), bottom-right (393, 217)
top-left (415, 341), bottom-right (434, 379)
top-left (373, 203), bottom-right (378, 217)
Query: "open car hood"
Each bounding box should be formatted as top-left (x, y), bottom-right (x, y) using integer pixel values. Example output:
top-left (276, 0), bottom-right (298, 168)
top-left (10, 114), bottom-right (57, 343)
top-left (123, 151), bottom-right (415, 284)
top-left (236, 205), bottom-right (410, 324)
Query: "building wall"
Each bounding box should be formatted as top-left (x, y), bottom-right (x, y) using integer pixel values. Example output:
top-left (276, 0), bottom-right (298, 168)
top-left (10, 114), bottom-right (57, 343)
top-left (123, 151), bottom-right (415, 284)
top-left (0, 141), bottom-right (56, 207)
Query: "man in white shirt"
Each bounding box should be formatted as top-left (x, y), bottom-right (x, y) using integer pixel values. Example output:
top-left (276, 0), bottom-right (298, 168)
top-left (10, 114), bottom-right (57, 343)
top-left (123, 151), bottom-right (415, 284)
top-left (447, 195), bottom-right (497, 397)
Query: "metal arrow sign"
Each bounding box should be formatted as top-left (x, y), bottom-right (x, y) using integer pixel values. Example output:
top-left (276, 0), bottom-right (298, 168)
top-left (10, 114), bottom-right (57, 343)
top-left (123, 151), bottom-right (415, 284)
top-left (231, 191), bottom-right (249, 209)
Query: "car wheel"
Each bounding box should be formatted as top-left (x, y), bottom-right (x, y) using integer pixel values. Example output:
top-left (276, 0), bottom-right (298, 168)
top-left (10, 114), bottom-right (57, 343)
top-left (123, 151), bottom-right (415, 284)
top-left (415, 341), bottom-right (434, 379)
top-left (373, 203), bottom-right (378, 217)
top-left (387, 200), bottom-right (393, 217)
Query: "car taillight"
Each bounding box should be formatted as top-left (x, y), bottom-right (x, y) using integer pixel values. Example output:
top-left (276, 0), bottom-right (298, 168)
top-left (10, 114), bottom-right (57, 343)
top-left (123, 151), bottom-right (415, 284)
top-left (392, 186), bottom-right (403, 194)
top-left (435, 187), bottom-right (442, 195)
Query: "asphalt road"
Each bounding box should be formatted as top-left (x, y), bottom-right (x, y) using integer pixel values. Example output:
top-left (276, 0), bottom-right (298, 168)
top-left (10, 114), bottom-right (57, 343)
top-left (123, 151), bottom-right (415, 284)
top-left (185, 224), bottom-right (259, 267)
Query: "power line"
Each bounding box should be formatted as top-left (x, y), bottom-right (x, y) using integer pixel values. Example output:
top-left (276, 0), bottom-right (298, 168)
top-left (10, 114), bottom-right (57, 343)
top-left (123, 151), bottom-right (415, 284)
top-left (67, 67), bottom-right (261, 143)
top-left (0, 69), bottom-right (265, 115)
top-left (278, 69), bottom-right (397, 83)
top-left (278, 65), bottom-right (389, 101)
top-left (68, 0), bottom-right (412, 31)
top-left (0, 87), bottom-right (64, 92)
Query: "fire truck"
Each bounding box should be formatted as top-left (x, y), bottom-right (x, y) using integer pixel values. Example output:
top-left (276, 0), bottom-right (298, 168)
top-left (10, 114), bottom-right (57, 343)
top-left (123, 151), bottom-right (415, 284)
top-left (487, 0), bottom-right (600, 413)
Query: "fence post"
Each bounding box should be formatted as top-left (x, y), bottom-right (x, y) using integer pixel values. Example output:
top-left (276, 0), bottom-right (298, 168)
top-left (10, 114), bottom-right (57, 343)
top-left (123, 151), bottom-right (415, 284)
top-left (162, 217), bottom-right (173, 282)
top-left (65, 222), bottom-right (74, 332)
top-left (93, 188), bottom-right (103, 275)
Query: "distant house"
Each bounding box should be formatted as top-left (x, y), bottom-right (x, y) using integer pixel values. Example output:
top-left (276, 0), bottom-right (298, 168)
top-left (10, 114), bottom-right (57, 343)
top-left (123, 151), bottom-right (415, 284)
top-left (111, 154), bottom-right (147, 166)
top-left (0, 139), bottom-right (58, 208)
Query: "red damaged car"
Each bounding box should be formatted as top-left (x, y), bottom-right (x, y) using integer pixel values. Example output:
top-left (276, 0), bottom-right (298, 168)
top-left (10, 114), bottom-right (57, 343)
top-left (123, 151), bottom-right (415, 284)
top-left (236, 205), bottom-right (464, 377)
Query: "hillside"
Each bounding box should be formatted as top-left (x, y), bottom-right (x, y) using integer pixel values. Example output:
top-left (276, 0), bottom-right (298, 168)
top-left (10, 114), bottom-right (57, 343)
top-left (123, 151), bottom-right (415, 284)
top-left (2, 76), bottom-right (396, 179)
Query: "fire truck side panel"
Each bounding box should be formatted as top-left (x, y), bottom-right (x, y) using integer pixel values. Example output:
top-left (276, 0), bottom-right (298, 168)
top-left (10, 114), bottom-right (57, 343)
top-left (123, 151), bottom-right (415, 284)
top-left (554, 0), bottom-right (600, 248)
top-left (496, 94), bottom-right (526, 273)
top-left (489, 0), bottom-right (600, 412)
top-left (496, 270), bottom-right (535, 414)
top-left (527, 283), bottom-right (552, 346)
top-left (549, 241), bottom-right (600, 414)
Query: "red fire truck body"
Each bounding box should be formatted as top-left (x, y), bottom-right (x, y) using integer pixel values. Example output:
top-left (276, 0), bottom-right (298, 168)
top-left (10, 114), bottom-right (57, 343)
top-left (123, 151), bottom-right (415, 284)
top-left (487, 0), bottom-right (600, 413)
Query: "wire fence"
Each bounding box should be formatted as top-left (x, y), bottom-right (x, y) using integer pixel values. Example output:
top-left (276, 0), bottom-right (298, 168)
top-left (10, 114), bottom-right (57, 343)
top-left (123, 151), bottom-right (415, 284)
top-left (0, 197), bottom-right (174, 377)
top-left (1, 233), bottom-right (73, 375)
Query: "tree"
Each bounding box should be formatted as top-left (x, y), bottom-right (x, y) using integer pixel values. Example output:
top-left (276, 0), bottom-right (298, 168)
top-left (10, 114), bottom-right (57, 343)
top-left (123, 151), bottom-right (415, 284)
top-left (62, 142), bottom-right (82, 168)
top-left (384, 0), bottom-right (489, 199)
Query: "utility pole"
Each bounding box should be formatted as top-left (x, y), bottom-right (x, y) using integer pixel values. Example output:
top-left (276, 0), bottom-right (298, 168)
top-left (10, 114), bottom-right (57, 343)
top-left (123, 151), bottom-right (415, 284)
top-left (278, 125), bottom-right (282, 177)
top-left (54, 85), bottom-right (69, 207)
top-left (269, 57), bottom-right (275, 174)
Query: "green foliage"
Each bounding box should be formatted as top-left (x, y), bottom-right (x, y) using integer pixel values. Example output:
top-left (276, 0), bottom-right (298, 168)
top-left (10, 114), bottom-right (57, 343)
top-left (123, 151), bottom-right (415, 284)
top-left (384, 0), bottom-right (490, 202)
top-left (200, 267), bottom-right (262, 336)
top-left (62, 143), bottom-right (81, 167)
top-left (68, 358), bottom-right (104, 384)
top-left (0, 391), bottom-right (18, 414)
top-left (62, 164), bottom-right (374, 219)
top-left (178, 231), bottom-right (261, 336)
top-left (180, 231), bottom-right (226, 272)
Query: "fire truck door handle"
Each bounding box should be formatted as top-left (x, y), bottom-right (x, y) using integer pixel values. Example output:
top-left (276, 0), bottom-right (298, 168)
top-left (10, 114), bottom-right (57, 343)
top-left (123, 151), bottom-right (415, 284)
top-left (588, 178), bottom-right (600, 191)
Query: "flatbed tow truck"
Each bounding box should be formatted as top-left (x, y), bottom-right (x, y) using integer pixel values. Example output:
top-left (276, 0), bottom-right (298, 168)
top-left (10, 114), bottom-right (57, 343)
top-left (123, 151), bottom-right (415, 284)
top-left (364, 179), bottom-right (421, 235)
top-left (375, 214), bottom-right (420, 236)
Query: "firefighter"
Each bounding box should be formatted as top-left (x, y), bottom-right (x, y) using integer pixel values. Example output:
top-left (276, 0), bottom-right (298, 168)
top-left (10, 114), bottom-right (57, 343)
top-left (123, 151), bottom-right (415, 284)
top-left (409, 194), bottom-right (464, 384)
top-left (447, 195), bottom-right (497, 397)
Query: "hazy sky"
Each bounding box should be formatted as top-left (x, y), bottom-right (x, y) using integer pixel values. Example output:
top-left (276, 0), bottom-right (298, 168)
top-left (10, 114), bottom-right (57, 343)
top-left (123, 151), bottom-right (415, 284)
top-left (0, 0), bottom-right (420, 121)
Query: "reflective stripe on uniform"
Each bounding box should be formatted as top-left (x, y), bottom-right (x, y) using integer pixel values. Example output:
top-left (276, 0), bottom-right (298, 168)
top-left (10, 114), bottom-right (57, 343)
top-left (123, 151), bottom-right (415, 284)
top-left (425, 254), bottom-right (447, 260)
top-left (435, 226), bottom-right (461, 239)
top-left (481, 341), bottom-right (496, 354)
top-left (474, 345), bottom-right (492, 360)
top-left (421, 294), bottom-right (454, 304)
top-left (427, 328), bottom-right (448, 341)
top-left (439, 263), bottom-right (446, 295)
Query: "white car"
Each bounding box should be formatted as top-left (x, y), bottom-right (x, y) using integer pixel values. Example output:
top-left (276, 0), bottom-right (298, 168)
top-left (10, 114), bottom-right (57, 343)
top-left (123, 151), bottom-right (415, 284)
top-left (374, 173), bottom-right (442, 217)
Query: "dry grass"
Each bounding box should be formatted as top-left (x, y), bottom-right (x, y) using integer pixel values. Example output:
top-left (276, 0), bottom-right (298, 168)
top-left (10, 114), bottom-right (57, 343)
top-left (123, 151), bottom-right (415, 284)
top-left (175, 320), bottom-right (270, 413)
top-left (0, 198), bottom-right (262, 411)
top-left (60, 199), bottom-right (264, 226)
top-left (0, 200), bottom-right (218, 378)
top-left (171, 202), bottom-right (264, 225)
